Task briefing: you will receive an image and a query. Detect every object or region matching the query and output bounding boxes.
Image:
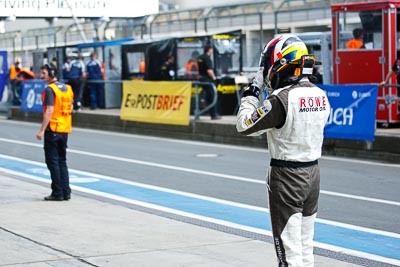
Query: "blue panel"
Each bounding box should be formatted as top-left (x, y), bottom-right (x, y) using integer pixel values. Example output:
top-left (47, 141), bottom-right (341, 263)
top-left (321, 84), bottom-right (378, 141)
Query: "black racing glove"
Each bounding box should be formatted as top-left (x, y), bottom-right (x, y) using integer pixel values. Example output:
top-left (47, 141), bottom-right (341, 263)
top-left (242, 67), bottom-right (264, 98)
top-left (242, 84), bottom-right (260, 98)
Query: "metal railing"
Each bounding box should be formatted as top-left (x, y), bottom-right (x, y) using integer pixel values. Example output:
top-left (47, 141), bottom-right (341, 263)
top-left (191, 81), bottom-right (218, 120)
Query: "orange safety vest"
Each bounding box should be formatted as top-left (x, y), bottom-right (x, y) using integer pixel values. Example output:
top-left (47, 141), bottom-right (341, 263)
top-left (9, 65), bottom-right (20, 80)
top-left (346, 39), bottom-right (364, 49)
top-left (42, 83), bottom-right (74, 133)
top-left (139, 61), bottom-right (145, 73)
top-left (101, 62), bottom-right (106, 80)
top-left (186, 60), bottom-right (199, 79)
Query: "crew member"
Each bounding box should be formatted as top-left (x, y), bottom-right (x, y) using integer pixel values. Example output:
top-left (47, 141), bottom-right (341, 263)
top-left (36, 63), bottom-right (74, 201)
top-left (86, 52), bottom-right (104, 110)
top-left (62, 56), bottom-right (72, 81)
top-left (139, 60), bottom-right (146, 74)
top-left (160, 56), bottom-right (175, 80)
top-left (67, 54), bottom-right (85, 111)
top-left (197, 45), bottom-right (221, 120)
top-left (9, 57), bottom-right (22, 105)
top-left (186, 51), bottom-right (199, 79)
top-left (346, 28), bottom-right (365, 49)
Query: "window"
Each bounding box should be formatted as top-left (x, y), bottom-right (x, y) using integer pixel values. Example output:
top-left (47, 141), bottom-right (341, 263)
top-left (337, 10), bottom-right (383, 50)
top-left (126, 52), bottom-right (145, 73)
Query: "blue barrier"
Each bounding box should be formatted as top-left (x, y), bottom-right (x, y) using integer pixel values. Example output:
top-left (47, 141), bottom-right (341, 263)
top-left (322, 84), bottom-right (378, 141)
top-left (20, 80), bottom-right (47, 113)
top-left (0, 51), bottom-right (7, 101)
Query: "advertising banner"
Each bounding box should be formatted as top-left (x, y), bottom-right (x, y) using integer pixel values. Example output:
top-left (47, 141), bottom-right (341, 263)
top-left (20, 80), bottom-right (47, 113)
top-left (321, 84), bottom-right (378, 141)
top-left (0, 51), bottom-right (7, 101)
top-left (121, 81), bottom-right (192, 126)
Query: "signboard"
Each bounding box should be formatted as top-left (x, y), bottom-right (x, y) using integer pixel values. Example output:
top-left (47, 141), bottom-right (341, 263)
top-left (20, 80), bottom-right (46, 113)
top-left (322, 84), bottom-right (378, 141)
top-left (0, 51), bottom-right (7, 101)
top-left (121, 81), bottom-right (192, 126)
top-left (0, 0), bottom-right (159, 18)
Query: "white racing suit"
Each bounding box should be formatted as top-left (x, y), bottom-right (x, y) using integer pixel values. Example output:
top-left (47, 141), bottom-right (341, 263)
top-left (236, 79), bottom-right (330, 267)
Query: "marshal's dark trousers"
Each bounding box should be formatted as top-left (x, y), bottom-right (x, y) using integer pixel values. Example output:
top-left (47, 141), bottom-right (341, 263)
top-left (44, 131), bottom-right (71, 198)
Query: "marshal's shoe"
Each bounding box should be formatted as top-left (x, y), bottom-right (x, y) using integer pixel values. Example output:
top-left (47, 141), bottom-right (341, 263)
top-left (44, 195), bottom-right (63, 201)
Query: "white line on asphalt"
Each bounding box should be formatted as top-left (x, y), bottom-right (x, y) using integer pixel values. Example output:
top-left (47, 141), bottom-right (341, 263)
top-left (1, 137), bottom-right (400, 207)
top-left (1, 120), bottom-right (267, 153)
top-left (320, 190), bottom-right (400, 206)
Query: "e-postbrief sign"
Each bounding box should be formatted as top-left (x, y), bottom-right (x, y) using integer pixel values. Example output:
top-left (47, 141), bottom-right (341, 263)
top-left (20, 80), bottom-right (47, 113)
top-left (321, 84), bottom-right (378, 141)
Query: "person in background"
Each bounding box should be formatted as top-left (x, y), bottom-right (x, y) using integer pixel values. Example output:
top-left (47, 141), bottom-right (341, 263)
top-left (160, 56), bottom-right (175, 80)
top-left (139, 60), bottom-right (146, 75)
top-left (67, 54), bottom-right (85, 111)
top-left (101, 61), bottom-right (106, 80)
top-left (36, 63), bottom-right (74, 201)
top-left (9, 57), bottom-right (22, 105)
top-left (346, 28), bottom-right (365, 49)
top-left (9, 58), bottom-right (36, 105)
top-left (186, 51), bottom-right (199, 80)
top-left (86, 52), bottom-right (104, 110)
top-left (62, 56), bottom-right (72, 81)
top-left (236, 35), bottom-right (330, 267)
top-left (51, 57), bottom-right (58, 73)
top-left (197, 45), bottom-right (221, 120)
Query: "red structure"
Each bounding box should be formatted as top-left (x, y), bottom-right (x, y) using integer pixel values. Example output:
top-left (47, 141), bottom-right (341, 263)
top-left (331, 1), bottom-right (400, 124)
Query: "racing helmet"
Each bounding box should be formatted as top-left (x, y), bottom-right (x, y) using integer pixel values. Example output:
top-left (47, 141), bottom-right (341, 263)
top-left (259, 35), bottom-right (311, 90)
